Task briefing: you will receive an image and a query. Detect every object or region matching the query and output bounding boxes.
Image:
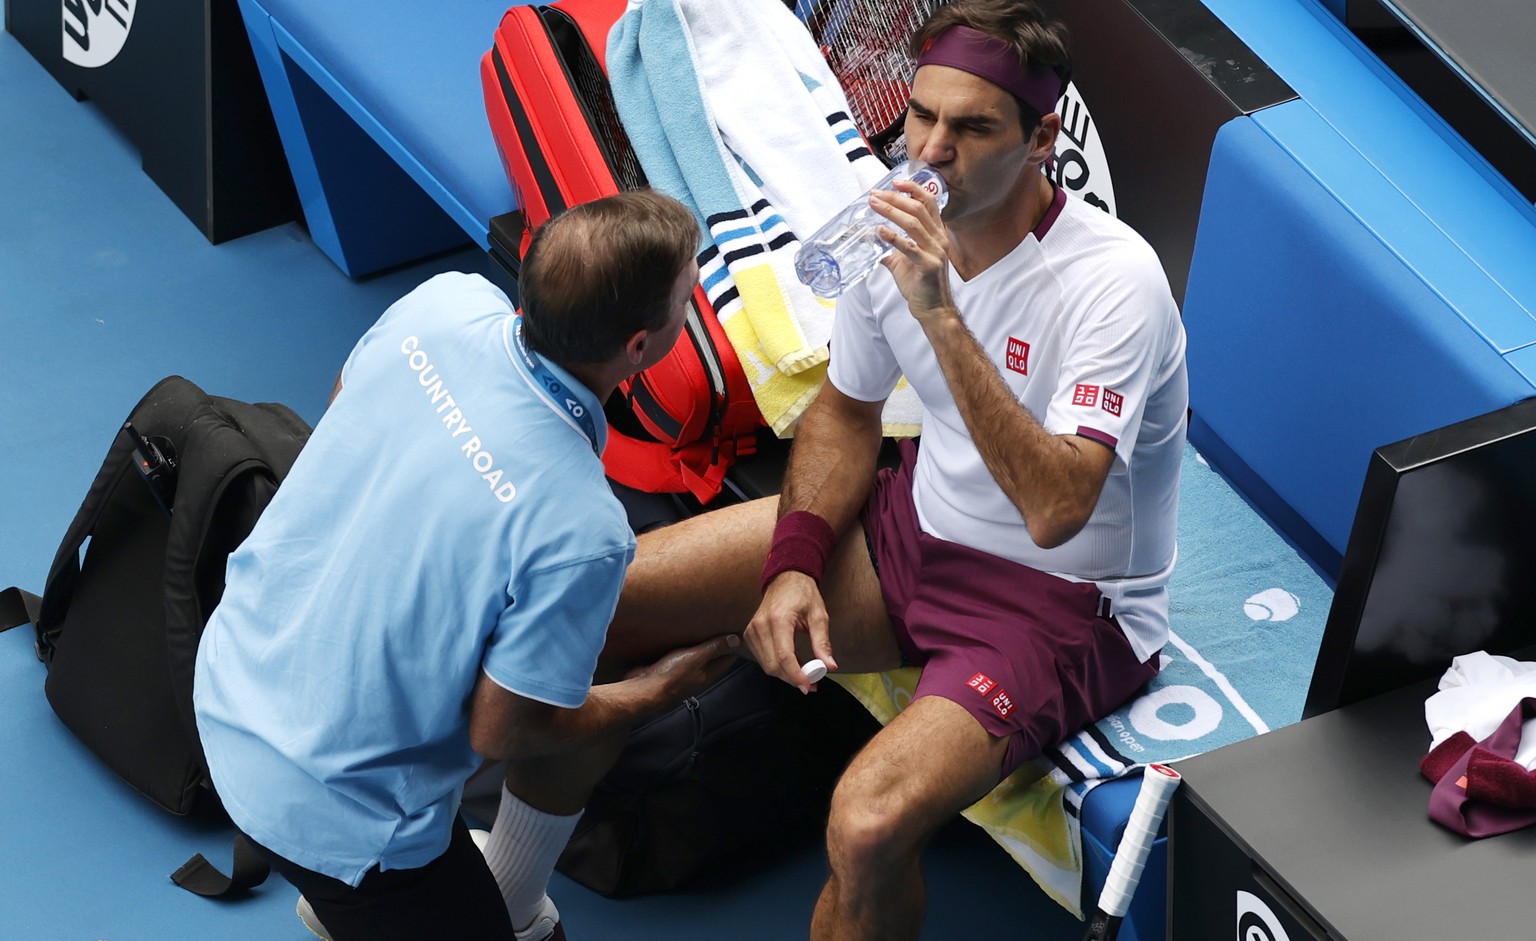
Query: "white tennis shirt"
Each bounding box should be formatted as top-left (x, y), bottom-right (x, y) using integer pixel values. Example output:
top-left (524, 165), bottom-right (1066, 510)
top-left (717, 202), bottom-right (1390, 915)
top-left (828, 189), bottom-right (1187, 661)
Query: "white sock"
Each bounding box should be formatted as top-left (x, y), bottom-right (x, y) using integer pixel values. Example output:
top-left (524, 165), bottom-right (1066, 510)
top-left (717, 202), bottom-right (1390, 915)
top-left (481, 785), bottom-right (581, 931)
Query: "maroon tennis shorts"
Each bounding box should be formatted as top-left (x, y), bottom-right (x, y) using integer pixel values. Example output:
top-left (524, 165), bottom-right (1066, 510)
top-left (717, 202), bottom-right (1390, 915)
top-left (860, 440), bottom-right (1159, 778)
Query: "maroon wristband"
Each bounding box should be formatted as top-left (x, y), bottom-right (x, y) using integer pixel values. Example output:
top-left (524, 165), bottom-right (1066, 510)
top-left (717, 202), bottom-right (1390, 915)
top-left (760, 510), bottom-right (838, 592)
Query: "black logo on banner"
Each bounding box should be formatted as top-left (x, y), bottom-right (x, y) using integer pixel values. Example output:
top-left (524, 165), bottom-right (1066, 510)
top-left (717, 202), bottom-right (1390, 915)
top-left (62, 0), bottom-right (135, 69)
top-left (1045, 83), bottom-right (1116, 217)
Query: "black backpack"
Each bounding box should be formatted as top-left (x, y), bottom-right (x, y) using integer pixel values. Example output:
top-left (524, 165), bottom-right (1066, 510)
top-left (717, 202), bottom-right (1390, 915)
top-left (0, 376), bottom-right (311, 822)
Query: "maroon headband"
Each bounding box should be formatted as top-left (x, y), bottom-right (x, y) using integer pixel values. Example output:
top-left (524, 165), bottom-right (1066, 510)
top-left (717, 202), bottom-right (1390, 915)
top-left (916, 25), bottom-right (1064, 116)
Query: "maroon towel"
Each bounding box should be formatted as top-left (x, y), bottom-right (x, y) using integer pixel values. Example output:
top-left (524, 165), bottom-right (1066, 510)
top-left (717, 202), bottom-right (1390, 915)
top-left (1427, 697), bottom-right (1536, 838)
top-left (1420, 731), bottom-right (1476, 784)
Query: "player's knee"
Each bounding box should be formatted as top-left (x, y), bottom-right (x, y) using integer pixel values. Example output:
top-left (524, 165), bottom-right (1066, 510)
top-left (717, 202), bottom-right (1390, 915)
top-left (826, 803), bottom-right (890, 877)
top-left (826, 778), bottom-right (918, 873)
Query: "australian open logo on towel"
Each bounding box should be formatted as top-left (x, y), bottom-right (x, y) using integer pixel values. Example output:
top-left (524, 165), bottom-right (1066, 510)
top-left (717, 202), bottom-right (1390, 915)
top-left (63, 0), bottom-right (135, 69)
top-left (1045, 82), bottom-right (1115, 217)
top-left (1053, 590), bottom-right (1312, 784)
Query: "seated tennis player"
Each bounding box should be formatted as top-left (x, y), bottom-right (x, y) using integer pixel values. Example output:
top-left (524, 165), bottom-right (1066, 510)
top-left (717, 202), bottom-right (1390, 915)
top-left (589, 1), bottom-right (1188, 937)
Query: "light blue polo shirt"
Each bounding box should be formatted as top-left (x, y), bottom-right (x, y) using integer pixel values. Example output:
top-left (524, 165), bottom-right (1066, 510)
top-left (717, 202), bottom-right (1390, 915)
top-left (193, 272), bottom-right (634, 886)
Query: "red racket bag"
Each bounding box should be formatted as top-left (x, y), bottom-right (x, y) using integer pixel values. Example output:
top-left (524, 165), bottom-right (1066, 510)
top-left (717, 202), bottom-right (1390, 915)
top-left (481, 0), bottom-right (764, 503)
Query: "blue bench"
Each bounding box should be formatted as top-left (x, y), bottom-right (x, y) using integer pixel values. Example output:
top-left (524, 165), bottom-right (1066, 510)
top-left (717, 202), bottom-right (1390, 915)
top-left (236, 0), bottom-right (525, 277)
top-left (1184, 0), bottom-right (1536, 575)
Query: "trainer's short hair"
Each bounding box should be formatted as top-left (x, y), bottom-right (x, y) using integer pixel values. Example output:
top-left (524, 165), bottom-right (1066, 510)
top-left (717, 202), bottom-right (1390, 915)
top-left (520, 190), bottom-right (700, 365)
top-left (909, 0), bottom-right (1073, 134)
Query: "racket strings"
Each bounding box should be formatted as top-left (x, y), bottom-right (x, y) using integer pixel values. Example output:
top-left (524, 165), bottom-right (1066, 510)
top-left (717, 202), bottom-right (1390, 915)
top-left (571, 46), bottom-right (648, 190)
top-left (806, 0), bottom-right (946, 163)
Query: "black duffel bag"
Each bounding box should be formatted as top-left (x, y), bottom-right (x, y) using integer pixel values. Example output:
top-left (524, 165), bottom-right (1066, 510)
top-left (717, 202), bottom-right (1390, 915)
top-left (555, 658), bottom-right (877, 896)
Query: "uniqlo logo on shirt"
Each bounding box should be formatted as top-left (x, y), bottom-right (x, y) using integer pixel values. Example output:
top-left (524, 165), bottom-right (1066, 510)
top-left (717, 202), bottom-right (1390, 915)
top-left (1102, 388), bottom-right (1124, 417)
top-left (991, 691), bottom-right (1015, 717)
top-left (967, 672), bottom-right (997, 696)
top-left (1005, 338), bottom-right (1030, 376)
top-left (1072, 384), bottom-right (1100, 407)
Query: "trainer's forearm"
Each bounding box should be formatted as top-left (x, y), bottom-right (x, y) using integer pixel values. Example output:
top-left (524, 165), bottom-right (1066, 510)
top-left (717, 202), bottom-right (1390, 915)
top-left (472, 673), bottom-right (674, 761)
top-left (530, 677), bottom-right (674, 754)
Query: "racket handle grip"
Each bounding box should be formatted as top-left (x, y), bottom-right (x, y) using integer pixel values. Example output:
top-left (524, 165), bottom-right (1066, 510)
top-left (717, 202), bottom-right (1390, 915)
top-left (1099, 764), bottom-right (1181, 918)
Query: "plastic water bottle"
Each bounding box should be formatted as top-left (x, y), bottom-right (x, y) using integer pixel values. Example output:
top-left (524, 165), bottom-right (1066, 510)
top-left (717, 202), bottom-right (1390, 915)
top-left (794, 160), bottom-right (949, 298)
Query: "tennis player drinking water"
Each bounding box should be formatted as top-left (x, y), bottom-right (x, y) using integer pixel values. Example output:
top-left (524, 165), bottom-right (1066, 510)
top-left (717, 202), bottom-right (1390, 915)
top-left (592, 3), bottom-right (1189, 938)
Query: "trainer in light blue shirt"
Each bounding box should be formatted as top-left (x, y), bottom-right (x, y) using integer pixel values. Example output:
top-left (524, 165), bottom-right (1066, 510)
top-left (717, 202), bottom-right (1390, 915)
top-left (193, 272), bottom-right (634, 886)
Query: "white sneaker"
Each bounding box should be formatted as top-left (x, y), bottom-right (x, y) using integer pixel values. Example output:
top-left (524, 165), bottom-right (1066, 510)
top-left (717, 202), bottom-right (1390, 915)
top-left (295, 895), bottom-right (333, 941)
top-left (514, 894), bottom-right (565, 941)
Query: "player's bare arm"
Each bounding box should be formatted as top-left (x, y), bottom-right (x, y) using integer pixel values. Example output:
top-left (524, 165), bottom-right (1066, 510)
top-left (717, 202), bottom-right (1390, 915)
top-left (745, 384), bottom-right (884, 687)
top-left (778, 383), bottom-right (885, 530)
top-left (922, 314), bottom-right (1112, 547)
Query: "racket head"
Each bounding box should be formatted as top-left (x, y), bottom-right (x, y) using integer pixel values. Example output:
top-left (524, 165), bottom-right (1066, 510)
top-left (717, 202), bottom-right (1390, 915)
top-left (803, 0), bottom-right (947, 162)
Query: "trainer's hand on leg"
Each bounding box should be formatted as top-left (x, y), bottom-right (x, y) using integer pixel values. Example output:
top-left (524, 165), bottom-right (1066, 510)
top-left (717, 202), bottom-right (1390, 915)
top-left (624, 634), bottom-right (742, 698)
top-left (746, 572), bottom-right (836, 694)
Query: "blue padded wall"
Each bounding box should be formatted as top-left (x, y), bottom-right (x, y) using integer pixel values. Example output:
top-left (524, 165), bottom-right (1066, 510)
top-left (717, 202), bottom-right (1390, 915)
top-left (1184, 112), bottom-right (1533, 563)
top-left (1180, 0), bottom-right (1536, 571)
top-left (1317, 0), bottom-right (1346, 19)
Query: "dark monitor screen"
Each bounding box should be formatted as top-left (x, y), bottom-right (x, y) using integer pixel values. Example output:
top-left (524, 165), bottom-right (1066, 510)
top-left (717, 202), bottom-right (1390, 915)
top-left (1303, 397), bottom-right (1536, 717)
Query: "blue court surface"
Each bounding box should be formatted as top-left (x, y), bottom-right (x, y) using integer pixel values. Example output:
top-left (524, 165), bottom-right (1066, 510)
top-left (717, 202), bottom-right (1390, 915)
top-left (0, 30), bottom-right (1085, 941)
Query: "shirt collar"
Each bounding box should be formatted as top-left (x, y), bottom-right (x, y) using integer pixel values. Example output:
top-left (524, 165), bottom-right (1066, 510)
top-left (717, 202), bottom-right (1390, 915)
top-left (503, 315), bottom-right (607, 456)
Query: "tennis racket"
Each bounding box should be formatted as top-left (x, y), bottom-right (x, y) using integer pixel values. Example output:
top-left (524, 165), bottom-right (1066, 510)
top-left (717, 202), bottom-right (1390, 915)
top-left (800, 0), bottom-right (945, 163)
top-left (1082, 763), bottom-right (1182, 941)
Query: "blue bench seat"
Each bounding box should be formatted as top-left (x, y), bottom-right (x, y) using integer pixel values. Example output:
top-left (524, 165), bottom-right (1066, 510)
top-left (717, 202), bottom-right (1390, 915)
top-left (1184, 0), bottom-right (1536, 572)
top-left (237, 0), bottom-right (526, 276)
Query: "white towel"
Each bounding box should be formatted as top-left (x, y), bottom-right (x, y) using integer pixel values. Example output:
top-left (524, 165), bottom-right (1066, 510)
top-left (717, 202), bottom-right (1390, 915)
top-left (1427, 651), bottom-right (1536, 768)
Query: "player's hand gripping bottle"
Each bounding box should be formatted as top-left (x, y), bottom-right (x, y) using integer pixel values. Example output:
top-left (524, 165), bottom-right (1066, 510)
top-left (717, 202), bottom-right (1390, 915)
top-left (794, 159), bottom-right (949, 298)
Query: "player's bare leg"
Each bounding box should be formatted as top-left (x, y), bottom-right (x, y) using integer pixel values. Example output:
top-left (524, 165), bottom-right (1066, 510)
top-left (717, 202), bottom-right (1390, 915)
top-left (508, 495), bottom-right (901, 814)
top-left (605, 498), bottom-right (902, 674)
top-left (812, 697), bottom-right (1010, 941)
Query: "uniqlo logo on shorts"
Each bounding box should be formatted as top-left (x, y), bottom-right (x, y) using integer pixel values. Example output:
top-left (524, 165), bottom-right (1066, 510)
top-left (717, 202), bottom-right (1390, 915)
top-left (991, 691), bottom-right (1015, 717)
top-left (1072, 383), bottom-right (1100, 407)
top-left (967, 672), bottom-right (997, 696)
top-left (1005, 338), bottom-right (1030, 376)
top-left (1102, 388), bottom-right (1124, 417)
